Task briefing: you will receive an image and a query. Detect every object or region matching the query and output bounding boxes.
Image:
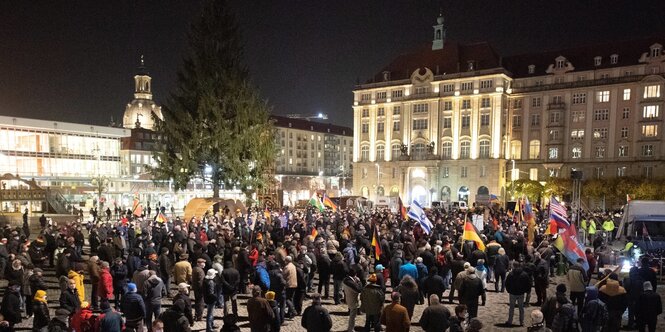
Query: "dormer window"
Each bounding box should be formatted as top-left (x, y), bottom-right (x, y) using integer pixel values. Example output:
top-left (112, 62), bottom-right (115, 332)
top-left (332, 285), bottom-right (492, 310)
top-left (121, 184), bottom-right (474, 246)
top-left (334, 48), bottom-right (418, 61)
top-left (650, 44), bottom-right (662, 58)
top-left (594, 56), bottom-right (602, 66)
top-left (610, 54), bottom-right (618, 64)
top-left (556, 59), bottom-right (565, 69)
top-left (467, 61), bottom-right (475, 71)
top-left (382, 71), bottom-right (391, 81)
top-left (528, 65), bottom-right (535, 74)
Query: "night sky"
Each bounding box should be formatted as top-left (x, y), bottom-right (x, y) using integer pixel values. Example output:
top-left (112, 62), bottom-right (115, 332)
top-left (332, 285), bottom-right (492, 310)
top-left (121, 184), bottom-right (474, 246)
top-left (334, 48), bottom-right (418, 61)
top-left (1, 1), bottom-right (665, 128)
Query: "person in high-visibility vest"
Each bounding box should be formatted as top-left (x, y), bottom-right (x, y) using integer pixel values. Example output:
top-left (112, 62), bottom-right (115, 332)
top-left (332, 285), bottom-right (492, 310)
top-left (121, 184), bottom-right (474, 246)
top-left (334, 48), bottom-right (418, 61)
top-left (602, 218), bottom-right (615, 243)
top-left (581, 218), bottom-right (588, 231)
top-left (622, 236), bottom-right (634, 259)
top-left (587, 219), bottom-right (597, 245)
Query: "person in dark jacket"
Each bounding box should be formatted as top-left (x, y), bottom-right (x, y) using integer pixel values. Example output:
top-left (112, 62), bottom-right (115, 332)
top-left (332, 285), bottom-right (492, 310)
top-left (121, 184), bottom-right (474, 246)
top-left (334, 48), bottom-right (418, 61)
top-left (47, 309), bottom-right (71, 332)
top-left (192, 258), bottom-right (206, 321)
top-left (294, 259), bottom-right (308, 315)
top-left (265, 291), bottom-right (282, 332)
top-left (581, 286), bottom-right (607, 332)
top-left (174, 283), bottom-right (194, 327)
top-left (269, 261), bottom-right (288, 323)
top-left (316, 251), bottom-right (332, 298)
top-left (97, 300), bottom-right (123, 332)
top-left (598, 275), bottom-right (628, 332)
top-left (459, 266), bottom-right (486, 319)
top-left (0, 283), bottom-right (21, 329)
top-left (635, 281), bottom-right (662, 332)
top-left (247, 286), bottom-right (275, 332)
top-left (143, 270), bottom-right (167, 329)
top-left (331, 252), bottom-right (348, 305)
top-left (237, 247), bottom-right (252, 294)
top-left (301, 293), bottom-right (332, 332)
top-left (32, 290), bottom-right (50, 331)
top-left (158, 248), bottom-right (172, 295)
top-left (159, 299), bottom-right (191, 332)
top-left (121, 282), bottom-right (146, 332)
top-left (396, 275), bottom-right (420, 320)
top-left (221, 260), bottom-right (240, 316)
top-left (110, 257), bottom-right (128, 309)
top-left (505, 261), bottom-right (530, 326)
top-left (389, 250), bottom-right (403, 290)
top-left (419, 294), bottom-right (451, 332)
top-left (448, 304), bottom-right (468, 332)
top-left (203, 269), bottom-right (219, 332)
top-left (422, 266), bottom-right (446, 304)
top-left (360, 274), bottom-right (384, 332)
top-left (493, 248), bottom-right (510, 292)
top-left (59, 277), bottom-right (81, 313)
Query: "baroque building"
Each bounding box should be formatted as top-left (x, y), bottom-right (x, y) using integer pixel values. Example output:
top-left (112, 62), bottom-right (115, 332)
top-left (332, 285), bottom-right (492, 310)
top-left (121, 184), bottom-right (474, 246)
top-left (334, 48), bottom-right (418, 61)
top-left (353, 13), bottom-right (665, 206)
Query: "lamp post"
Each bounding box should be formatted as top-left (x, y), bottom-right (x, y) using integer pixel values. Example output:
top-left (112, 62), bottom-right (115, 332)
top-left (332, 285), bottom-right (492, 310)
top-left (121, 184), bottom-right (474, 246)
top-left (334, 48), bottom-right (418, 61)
top-left (510, 159), bottom-right (516, 200)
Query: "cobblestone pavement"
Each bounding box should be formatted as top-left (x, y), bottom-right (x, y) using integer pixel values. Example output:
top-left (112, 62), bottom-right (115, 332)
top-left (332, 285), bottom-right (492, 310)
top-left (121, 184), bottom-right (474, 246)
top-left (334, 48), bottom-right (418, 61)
top-left (6, 266), bottom-right (665, 332)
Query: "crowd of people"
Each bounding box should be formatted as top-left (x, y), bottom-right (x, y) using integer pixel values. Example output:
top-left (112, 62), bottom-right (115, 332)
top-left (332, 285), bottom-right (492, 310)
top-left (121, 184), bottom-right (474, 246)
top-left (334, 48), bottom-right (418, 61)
top-left (0, 202), bottom-right (662, 332)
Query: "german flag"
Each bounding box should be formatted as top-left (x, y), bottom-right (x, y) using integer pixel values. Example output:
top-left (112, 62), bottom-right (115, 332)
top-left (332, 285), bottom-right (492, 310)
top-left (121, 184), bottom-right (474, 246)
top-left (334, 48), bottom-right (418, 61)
top-left (322, 195), bottom-right (338, 212)
top-left (398, 197), bottom-right (407, 220)
top-left (156, 212), bottom-right (167, 223)
top-left (311, 227), bottom-right (318, 238)
top-left (132, 197), bottom-right (143, 217)
top-left (371, 227), bottom-right (381, 260)
top-left (462, 220), bottom-right (486, 251)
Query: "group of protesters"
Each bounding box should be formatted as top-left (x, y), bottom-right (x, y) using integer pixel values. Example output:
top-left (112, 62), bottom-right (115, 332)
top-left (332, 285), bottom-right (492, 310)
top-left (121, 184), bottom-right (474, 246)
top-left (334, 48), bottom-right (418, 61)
top-left (0, 200), bottom-right (662, 332)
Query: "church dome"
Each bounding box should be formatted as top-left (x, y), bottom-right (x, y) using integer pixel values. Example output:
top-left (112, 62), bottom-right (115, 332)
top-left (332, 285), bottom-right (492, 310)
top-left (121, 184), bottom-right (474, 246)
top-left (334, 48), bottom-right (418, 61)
top-left (122, 56), bottom-right (163, 130)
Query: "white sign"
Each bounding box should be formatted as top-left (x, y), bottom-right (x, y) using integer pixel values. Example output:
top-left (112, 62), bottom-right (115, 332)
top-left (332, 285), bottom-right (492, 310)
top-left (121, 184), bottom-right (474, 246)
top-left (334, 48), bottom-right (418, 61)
top-left (472, 214), bottom-right (484, 231)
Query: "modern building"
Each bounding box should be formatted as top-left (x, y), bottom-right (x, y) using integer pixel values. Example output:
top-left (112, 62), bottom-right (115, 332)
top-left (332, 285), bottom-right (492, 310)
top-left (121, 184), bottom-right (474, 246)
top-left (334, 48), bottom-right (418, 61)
top-left (352, 13), bottom-right (665, 206)
top-left (271, 115), bottom-right (353, 204)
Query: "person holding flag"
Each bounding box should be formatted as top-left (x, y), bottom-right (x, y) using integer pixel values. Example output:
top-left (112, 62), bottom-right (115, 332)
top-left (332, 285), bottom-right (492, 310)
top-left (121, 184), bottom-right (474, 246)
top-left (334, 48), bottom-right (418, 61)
top-left (407, 200), bottom-right (433, 235)
top-left (308, 193), bottom-right (325, 212)
top-left (462, 218), bottom-right (486, 252)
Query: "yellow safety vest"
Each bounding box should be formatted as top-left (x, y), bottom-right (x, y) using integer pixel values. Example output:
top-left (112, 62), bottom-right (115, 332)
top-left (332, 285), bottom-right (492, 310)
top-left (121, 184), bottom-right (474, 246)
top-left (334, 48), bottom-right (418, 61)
top-left (581, 219), bottom-right (588, 231)
top-left (603, 220), bottom-right (615, 232)
top-left (624, 242), bottom-right (634, 252)
top-left (588, 220), bottom-right (597, 234)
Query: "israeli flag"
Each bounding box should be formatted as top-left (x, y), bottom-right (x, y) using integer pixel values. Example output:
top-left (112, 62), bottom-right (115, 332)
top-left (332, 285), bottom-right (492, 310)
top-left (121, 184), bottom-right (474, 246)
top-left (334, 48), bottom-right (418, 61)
top-left (407, 200), bottom-right (434, 234)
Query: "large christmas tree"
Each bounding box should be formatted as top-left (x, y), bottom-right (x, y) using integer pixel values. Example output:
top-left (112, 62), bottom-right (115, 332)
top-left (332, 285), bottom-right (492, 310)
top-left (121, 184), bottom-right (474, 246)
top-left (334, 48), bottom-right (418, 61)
top-left (150, 0), bottom-right (275, 198)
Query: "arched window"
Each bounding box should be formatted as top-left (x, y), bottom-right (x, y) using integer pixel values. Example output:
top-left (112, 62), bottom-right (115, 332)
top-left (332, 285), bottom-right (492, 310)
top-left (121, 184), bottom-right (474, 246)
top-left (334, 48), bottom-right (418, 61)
top-left (479, 140), bottom-right (491, 159)
top-left (376, 144), bottom-right (385, 161)
top-left (412, 143), bottom-right (426, 160)
top-left (442, 142), bottom-right (452, 160)
top-left (391, 144), bottom-right (401, 160)
top-left (460, 141), bottom-right (471, 159)
top-left (360, 146), bottom-right (369, 161)
top-left (511, 140), bottom-right (522, 159)
top-left (529, 140), bottom-right (541, 159)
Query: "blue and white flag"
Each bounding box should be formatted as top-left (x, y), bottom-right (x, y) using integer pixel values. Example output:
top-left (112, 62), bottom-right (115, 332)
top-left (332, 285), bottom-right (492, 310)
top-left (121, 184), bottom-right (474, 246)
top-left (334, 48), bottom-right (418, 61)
top-left (407, 200), bottom-right (434, 234)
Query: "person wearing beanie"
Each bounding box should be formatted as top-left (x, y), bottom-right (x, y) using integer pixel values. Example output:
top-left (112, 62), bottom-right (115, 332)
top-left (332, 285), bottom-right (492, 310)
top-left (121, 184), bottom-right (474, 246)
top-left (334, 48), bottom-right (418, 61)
top-left (493, 247), bottom-right (510, 293)
top-left (540, 284), bottom-right (567, 328)
top-left (360, 273), bottom-right (384, 332)
top-left (550, 286), bottom-right (577, 332)
top-left (98, 300), bottom-right (123, 332)
top-left (580, 286), bottom-right (607, 332)
top-left (265, 291), bottom-right (281, 332)
top-left (58, 277), bottom-right (81, 314)
top-left (32, 289), bottom-right (50, 331)
top-left (419, 294), bottom-right (451, 332)
top-left (380, 292), bottom-right (410, 332)
top-left (635, 280), bottom-right (662, 332)
top-left (144, 270), bottom-right (167, 329)
top-left (47, 308), bottom-right (71, 332)
top-left (121, 282), bottom-right (146, 331)
top-left (527, 309), bottom-right (551, 332)
top-left (203, 269), bottom-right (219, 332)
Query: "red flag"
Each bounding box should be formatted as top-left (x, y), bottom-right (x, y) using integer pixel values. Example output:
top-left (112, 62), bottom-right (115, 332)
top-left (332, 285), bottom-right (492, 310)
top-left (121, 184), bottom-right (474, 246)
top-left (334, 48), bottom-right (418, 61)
top-left (398, 197), bottom-right (407, 220)
top-left (492, 217), bottom-right (499, 231)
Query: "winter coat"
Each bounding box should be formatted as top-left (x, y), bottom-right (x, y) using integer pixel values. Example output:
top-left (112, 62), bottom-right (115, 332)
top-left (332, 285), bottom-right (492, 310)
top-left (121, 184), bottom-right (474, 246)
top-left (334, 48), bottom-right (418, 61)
top-left (97, 308), bottom-right (123, 332)
top-left (159, 307), bottom-right (192, 332)
top-left (28, 273), bottom-right (48, 298)
top-left (493, 254), bottom-right (510, 275)
top-left (506, 268), bottom-right (531, 295)
top-left (132, 267), bottom-right (151, 296)
top-left (459, 272), bottom-right (485, 305)
top-left (567, 264), bottom-right (587, 293)
top-left (121, 292), bottom-right (146, 320)
top-left (398, 262), bottom-right (418, 281)
top-left (342, 275), bottom-right (362, 310)
top-left (254, 263), bottom-right (271, 291)
top-left (422, 273), bottom-right (446, 299)
top-left (301, 304), bottom-right (332, 332)
top-left (68, 270), bottom-right (85, 303)
top-left (418, 303), bottom-right (451, 332)
top-left (283, 262), bottom-right (298, 288)
top-left (380, 303), bottom-right (411, 332)
top-left (551, 303), bottom-right (576, 332)
top-left (360, 283), bottom-right (384, 315)
top-left (331, 257), bottom-right (348, 281)
top-left (158, 253), bottom-right (172, 279)
top-left (173, 293), bottom-right (194, 325)
top-left (204, 278), bottom-right (217, 304)
top-left (246, 296), bottom-right (275, 331)
top-left (88, 260), bottom-right (101, 284)
top-left (110, 263), bottom-right (128, 290)
top-left (98, 267), bottom-right (114, 299)
top-left (143, 275), bottom-right (166, 305)
top-left (191, 266), bottom-right (205, 293)
top-left (0, 290), bottom-right (21, 325)
top-left (635, 290), bottom-right (663, 323)
top-left (396, 278), bottom-right (419, 319)
top-left (69, 307), bottom-right (95, 332)
top-left (59, 288), bottom-right (81, 313)
top-left (173, 260), bottom-right (192, 284)
top-left (598, 279), bottom-right (628, 313)
top-left (32, 301), bottom-right (50, 330)
top-left (47, 317), bottom-right (69, 332)
top-left (269, 268), bottom-right (287, 293)
top-left (221, 267), bottom-right (240, 295)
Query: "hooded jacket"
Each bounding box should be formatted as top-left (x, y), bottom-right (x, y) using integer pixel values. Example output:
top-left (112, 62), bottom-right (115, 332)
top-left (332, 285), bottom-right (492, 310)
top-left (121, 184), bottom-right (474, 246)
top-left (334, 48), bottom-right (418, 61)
top-left (581, 286), bottom-right (607, 332)
top-left (159, 300), bottom-right (192, 332)
top-left (598, 279), bottom-right (628, 313)
top-left (143, 274), bottom-right (166, 304)
top-left (459, 270), bottom-right (486, 305)
top-left (360, 283), bottom-right (384, 315)
top-left (68, 269), bottom-right (85, 303)
top-left (99, 267), bottom-right (114, 299)
top-left (32, 290), bottom-right (50, 329)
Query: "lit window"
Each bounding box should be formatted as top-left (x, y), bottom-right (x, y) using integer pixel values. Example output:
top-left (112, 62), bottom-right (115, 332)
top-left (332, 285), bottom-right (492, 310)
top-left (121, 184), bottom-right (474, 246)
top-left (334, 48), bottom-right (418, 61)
top-left (641, 144), bottom-right (654, 157)
top-left (594, 56), bottom-right (602, 66)
top-left (644, 85), bottom-right (661, 98)
top-left (460, 141), bottom-right (471, 159)
top-left (618, 145), bottom-right (628, 157)
top-left (442, 142), bottom-right (452, 160)
top-left (610, 54), bottom-right (618, 64)
top-left (572, 93), bottom-right (586, 104)
top-left (412, 119), bottom-right (428, 130)
top-left (571, 147), bottom-right (582, 159)
top-left (528, 65), bottom-right (535, 74)
top-left (479, 140), bottom-right (490, 159)
top-left (642, 125), bottom-right (658, 137)
top-left (530, 168), bottom-right (538, 181)
top-left (548, 147), bottom-right (559, 160)
top-left (643, 105), bottom-right (660, 118)
top-left (595, 146), bottom-right (605, 158)
top-left (510, 141), bottom-right (522, 159)
top-left (617, 167), bottom-right (626, 177)
top-left (592, 128), bottom-right (608, 139)
top-left (623, 89), bottom-right (631, 101)
top-left (529, 140), bottom-right (540, 159)
top-left (572, 111), bottom-right (585, 123)
top-left (596, 91), bottom-right (610, 103)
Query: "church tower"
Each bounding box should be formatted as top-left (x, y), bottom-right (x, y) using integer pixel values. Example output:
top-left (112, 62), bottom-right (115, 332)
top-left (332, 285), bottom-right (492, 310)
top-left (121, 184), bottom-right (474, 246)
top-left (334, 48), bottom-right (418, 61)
top-left (122, 56), bottom-right (163, 130)
top-left (432, 13), bottom-right (446, 50)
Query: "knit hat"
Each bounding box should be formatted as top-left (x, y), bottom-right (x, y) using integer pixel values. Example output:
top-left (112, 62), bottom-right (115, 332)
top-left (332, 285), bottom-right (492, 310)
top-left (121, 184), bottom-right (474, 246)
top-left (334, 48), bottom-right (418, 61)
top-left (556, 283), bottom-right (567, 294)
top-left (34, 290), bottom-right (47, 303)
top-left (265, 291), bottom-right (276, 301)
top-left (644, 281), bottom-right (654, 291)
top-left (468, 318), bottom-right (483, 330)
top-left (463, 262), bottom-right (471, 269)
top-left (127, 283), bottom-right (137, 293)
top-left (375, 264), bottom-right (385, 271)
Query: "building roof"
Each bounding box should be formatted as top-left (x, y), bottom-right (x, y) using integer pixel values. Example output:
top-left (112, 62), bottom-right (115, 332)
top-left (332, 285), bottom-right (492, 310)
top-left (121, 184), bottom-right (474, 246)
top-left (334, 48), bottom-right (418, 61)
top-left (368, 40), bottom-right (502, 83)
top-left (502, 36), bottom-right (665, 78)
top-left (0, 115), bottom-right (129, 138)
top-left (270, 115), bottom-right (353, 136)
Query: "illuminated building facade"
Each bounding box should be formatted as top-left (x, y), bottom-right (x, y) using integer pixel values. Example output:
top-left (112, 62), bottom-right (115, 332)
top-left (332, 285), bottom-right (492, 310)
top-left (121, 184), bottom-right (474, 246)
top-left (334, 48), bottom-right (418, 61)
top-left (353, 14), bottom-right (665, 206)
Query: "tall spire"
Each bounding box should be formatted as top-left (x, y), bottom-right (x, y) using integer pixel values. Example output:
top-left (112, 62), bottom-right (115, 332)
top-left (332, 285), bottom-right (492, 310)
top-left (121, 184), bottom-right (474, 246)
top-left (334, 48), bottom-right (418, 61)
top-left (432, 12), bottom-right (446, 50)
